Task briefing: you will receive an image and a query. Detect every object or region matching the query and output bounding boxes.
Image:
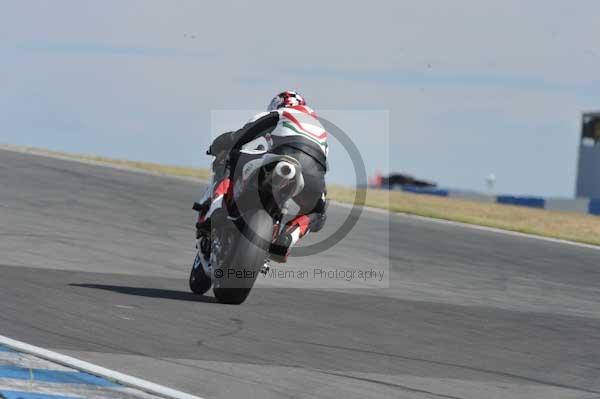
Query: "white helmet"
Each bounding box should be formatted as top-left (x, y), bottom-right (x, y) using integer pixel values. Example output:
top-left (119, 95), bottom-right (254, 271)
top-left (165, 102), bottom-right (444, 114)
top-left (267, 90), bottom-right (307, 111)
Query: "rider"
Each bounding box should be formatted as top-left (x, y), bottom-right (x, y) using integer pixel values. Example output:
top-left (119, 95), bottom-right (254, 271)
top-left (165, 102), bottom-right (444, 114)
top-left (197, 90), bottom-right (328, 262)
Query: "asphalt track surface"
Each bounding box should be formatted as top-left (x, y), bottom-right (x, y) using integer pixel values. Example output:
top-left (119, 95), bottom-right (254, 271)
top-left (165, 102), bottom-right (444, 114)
top-left (2, 148), bottom-right (600, 399)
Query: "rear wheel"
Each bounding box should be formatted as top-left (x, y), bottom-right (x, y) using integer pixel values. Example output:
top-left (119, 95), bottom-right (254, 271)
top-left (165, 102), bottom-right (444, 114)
top-left (213, 209), bottom-right (272, 305)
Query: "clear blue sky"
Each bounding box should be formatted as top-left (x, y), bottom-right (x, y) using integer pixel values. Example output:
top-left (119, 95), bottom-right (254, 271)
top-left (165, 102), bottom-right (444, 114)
top-left (1, 1), bottom-right (599, 197)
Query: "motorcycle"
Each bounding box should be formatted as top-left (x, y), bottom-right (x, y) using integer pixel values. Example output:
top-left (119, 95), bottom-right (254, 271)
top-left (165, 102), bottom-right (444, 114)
top-left (190, 144), bottom-right (305, 304)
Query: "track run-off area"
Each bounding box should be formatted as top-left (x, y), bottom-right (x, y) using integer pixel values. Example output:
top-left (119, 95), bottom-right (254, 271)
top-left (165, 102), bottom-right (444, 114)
top-left (1, 148), bottom-right (600, 399)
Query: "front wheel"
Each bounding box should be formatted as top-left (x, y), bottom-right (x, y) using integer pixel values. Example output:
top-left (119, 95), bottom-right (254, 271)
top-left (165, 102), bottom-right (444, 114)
top-left (189, 252), bottom-right (212, 295)
top-left (213, 209), bottom-right (272, 305)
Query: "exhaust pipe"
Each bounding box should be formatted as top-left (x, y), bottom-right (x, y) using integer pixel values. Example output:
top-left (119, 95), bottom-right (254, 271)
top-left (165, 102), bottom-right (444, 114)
top-left (274, 161), bottom-right (296, 180)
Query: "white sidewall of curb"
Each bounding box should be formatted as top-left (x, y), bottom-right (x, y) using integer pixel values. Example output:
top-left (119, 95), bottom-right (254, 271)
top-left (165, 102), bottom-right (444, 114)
top-left (0, 335), bottom-right (205, 399)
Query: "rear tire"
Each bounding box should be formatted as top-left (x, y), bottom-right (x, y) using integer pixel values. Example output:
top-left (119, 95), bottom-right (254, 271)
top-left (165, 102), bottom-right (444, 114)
top-left (213, 209), bottom-right (272, 305)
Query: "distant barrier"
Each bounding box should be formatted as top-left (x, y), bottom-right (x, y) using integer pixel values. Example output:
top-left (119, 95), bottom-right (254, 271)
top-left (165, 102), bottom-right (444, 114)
top-left (589, 199), bottom-right (600, 215)
top-left (401, 186), bottom-right (449, 197)
top-left (496, 195), bottom-right (545, 208)
top-left (393, 185), bottom-right (600, 216)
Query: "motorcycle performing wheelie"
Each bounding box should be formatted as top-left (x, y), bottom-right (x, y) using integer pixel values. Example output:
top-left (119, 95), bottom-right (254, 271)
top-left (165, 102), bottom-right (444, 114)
top-left (190, 91), bottom-right (329, 304)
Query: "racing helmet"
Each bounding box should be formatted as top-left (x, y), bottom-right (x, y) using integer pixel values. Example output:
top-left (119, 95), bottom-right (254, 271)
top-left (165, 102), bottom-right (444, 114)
top-left (267, 90), bottom-right (306, 111)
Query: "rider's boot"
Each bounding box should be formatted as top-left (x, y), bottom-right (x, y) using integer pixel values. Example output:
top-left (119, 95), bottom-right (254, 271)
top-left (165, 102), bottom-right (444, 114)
top-left (268, 197), bottom-right (328, 262)
top-left (269, 215), bottom-right (312, 263)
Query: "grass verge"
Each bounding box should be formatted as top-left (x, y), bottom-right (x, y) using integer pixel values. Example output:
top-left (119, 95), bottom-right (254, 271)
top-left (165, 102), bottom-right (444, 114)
top-left (5, 145), bottom-right (600, 247)
top-left (328, 185), bottom-right (600, 246)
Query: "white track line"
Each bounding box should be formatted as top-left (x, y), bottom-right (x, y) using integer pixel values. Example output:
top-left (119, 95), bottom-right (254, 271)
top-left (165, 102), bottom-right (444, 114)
top-left (3, 144), bottom-right (598, 252)
top-left (0, 335), bottom-right (205, 399)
